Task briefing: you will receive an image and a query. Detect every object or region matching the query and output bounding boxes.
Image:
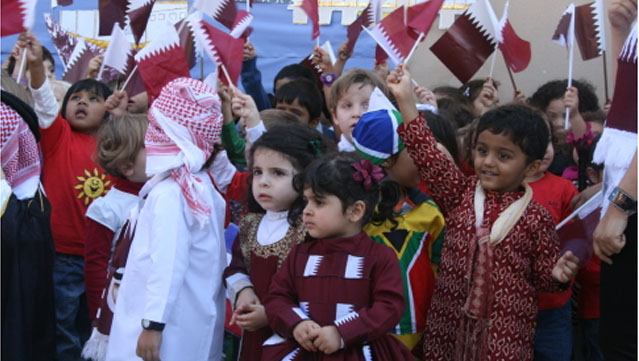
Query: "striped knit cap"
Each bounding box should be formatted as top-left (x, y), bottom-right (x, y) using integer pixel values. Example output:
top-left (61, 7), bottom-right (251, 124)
top-left (352, 108), bottom-right (404, 165)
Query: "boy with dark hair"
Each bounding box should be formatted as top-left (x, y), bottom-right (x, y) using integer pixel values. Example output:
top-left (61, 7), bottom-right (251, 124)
top-left (274, 79), bottom-right (323, 127)
top-left (387, 64), bottom-right (579, 361)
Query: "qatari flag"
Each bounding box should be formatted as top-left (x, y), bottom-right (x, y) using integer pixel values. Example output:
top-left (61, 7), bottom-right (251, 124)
top-left (430, 0), bottom-right (498, 83)
top-left (367, 6), bottom-right (419, 65)
top-left (345, 0), bottom-right (382, 53)
top-left (230, 10), bottom-right (254, 39)
top-left (556, 191), bottom-right (602, 268)
top-left (62, 39), bottom-right (103, 83)
top-left (44, 13), bottom-right (78, 68)
top-left (1, 0), bottom-right (36, 36)
top-left (175, 12), bottom-right (203, 70)
top-left (134, 22), bottom-right (191, 100)
top-left (407, 0), bottom-right (444, 35)
top-left (574, 0), bottom-right (606, 61)
top-left (496, 1), bottom-right (531, 73)
top-left (300, 0), bottom-right (320, 40)
top-left (193, 0), bottom-right (237, 30)
top-left (98, 23), bottom-right (132, 83)
top-left (98, 0), bottom-right (127, 36)
top-left (552, 4), bottom-right (575, 48)
top-left (193, 20), bottom-right (245, 86)
top-left (128, 0), bottom-right (156, 44)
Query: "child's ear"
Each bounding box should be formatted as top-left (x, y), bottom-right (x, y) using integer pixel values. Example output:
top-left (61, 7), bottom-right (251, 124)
top-left (309, 117), bottom-right (320, 127)
top-left (120, 162), bottom-right (135, 178)
top-left (524, 159), bottom-right (542, 178)
top-left (346, 200), bottom-right (366, 223)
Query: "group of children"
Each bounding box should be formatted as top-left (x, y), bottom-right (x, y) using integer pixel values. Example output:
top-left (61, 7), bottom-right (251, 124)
top-left (1, 2), bottom-right (636, 360)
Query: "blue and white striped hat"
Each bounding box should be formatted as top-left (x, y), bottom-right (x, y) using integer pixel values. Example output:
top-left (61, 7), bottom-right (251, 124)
top-left (352, 109), bottom-right (404, 165)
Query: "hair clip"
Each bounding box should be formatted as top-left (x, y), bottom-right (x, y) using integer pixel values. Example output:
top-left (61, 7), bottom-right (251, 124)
top-left (463, 87), bottom-right (471, 97)
top-left (308, 140), bottom-right (323, 156)
top-left (351, 159), bottom-right (384, 190)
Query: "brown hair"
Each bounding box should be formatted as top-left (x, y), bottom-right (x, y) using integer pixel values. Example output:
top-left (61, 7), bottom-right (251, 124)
top-left (259, 108), bottom-right (301, 128)
top-left (96, 113), bottom-right (148, 178)
top-left (328, 69), bottom-right (389, 113)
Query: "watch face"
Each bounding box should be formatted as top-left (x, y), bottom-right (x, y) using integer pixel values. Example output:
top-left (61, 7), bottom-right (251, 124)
top-left (142, 319), bottom-right (150, 328)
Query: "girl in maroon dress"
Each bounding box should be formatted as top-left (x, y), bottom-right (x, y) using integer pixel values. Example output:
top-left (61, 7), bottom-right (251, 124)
top-left (223, 123), bottom-right (334, 361)
top-left (262, 152), bottom-right (414, 360)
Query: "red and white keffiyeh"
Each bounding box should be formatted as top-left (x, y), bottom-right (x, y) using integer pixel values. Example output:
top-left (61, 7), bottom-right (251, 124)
top-left (1, 102), bottom-right (40, 199)
top-left (144, 77), bottom-right (223, 227)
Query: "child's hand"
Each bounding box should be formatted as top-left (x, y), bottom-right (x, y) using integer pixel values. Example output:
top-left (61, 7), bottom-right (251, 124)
top-left (414, 85), bottom-right (437, 109)
top-left (551, 250), bottom-right (579, 283)
top-left (218, 84), bottom-right (234, 125)
top-left (231, 287), bottom-right (259, 323)
top-left (512, 89), bottom-right (526, 105)
top-left (232, 303), bottom-right (268, 332)
top-left (105, 90), bottom-right (129, 117)
top-left (374, 60), bottom-right (390, 81)
top-left (336, 40), bottom-right (353, 63)
top-left (243, 40), bottom-right (256, 61)
top-left (386, 64), bottom-right (418, 121)
top-left (136, 329), bottom-right (163, 361)
top-left (475, 78), bottom-right (498, 115)
top-left (17, 31), bottom-right (42, 65)
top-left (312, 45), bottom-right (335, 74)
top-left (86, 54), bottom-right (104, 79)
top-left (293, 320), bottom-right (321, 352)
top-left (563, 86), bottom-right (580, 118)
top-left (311, 325), bottom-right (342, 354)
top-left (609, 0), bottom-right (637, 33)
top-left (231, 89), bottom-right (260, 129)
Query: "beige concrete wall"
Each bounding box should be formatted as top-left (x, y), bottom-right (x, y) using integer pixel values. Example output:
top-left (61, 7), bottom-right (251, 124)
top-left (407, 0), bottom-right (613, 106)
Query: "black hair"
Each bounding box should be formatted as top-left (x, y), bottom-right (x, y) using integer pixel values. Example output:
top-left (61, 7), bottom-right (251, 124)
top-left (7, 46), bottom-right (55, 75)
top-left (459, 79), bottom-right (500, 102)
top-left (61, 78), bottom-right (112, 119)
top-left (474, 105), bottom-right (549, 164)
top-left (247, 123), bottom-right (336, 224)
top-left (292, 152), bottom-right (401, 230)
top-left (273, 64), bottom-right (319, 92)
top-left (436, 97), bottom-right (474, 128)
top-left (274, 79), bottom-right (323, 122)
top-left (576, 133), bottom-right (604, 191)
top-left (422, 110), bottom-right (460, 165)
top-left (528, 79), bottom-right (600, 113)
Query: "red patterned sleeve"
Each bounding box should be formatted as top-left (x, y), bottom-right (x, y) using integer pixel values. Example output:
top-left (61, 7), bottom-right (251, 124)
top-left (530, 208), bottom-right (568, 293)
top-left (397, 115), bottom-right (470, 215)
top-left (333, 245), bottom-right (405, 347)
top-left (83, 219), bottom-right (114, 319)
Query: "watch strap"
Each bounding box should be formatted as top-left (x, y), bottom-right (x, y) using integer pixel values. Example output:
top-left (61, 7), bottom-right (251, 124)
top-left (141, 319), bottom-right (166, 331)
top-left (609, 186), bottom-right (637, 215)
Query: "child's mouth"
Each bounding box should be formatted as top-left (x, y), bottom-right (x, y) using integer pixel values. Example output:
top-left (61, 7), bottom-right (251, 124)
top-left (75, 109), bottom-right (87, 118)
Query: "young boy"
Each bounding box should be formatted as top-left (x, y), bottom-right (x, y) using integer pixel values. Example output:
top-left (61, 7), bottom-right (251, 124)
top-left (274, 79), bottom-right (323, 127)
top-left (105, 77), bottom-right (227, 361)
top-left (352, 108), bottom-right (446, 356)
top-left (387, 64), bottom-right (579, 361)
top-left (328, 69), bottom-right (389, 151)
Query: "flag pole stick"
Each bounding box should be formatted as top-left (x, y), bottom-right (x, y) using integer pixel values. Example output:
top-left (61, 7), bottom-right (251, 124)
top-left (505, 60), bottom-right (517, 91)
top-left (602, 50), bottom-right (610, 104)
top-left (221, 64), bottom-right (235, 90)
top-left (565, 10), bottom-right (576, 130)
top-left (16, 48), bottom-right (28, 85)
top-left (361, 25), bottom-right (399, 66)
top-left (488, 47), bottom-right (498, 79)
top-left (120, 65), bottom-right (138, 92)
top-left (404, 32), bottom-right (424, 65)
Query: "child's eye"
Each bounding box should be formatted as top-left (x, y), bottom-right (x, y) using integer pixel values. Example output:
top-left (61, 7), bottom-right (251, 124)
top-left (252, 169), bottom-right (262, 176)
top-left (341, 103), bottom-right (351, 109)
top-left (71, 95), bottom-right (81, 101)
top-left (477, 147), bottom-right (487, 155)
top-left (498, 153), bottom-right (510, 160)
top-left (273, 170), bottom-right (285, 176)
top-left (89, 96), bottom-right (100, 102)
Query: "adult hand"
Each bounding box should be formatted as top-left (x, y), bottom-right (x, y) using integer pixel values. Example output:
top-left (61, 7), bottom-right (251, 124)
top-left (594, 205), bottom-right (629, 264)
top-left (136, 329), bottom-right (163, 361)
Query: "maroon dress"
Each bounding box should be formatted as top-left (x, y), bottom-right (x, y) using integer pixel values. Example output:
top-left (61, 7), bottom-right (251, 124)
top-left (397, 116), bottom-right (566, 361)
top-left (223, 213), bottom-right (306, 361)
top-left (262, 232), bottom-right (414, 361)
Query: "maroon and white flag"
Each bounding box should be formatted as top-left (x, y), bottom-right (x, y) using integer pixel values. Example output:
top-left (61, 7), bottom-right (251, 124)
top-left (193, 20), bottom-right (245, 86)
top-left (62, 39), bottom-right (104, 83)
top-left (552, 3), bottom-right (575, 48)
top-left (574, 0), bottom-right (606, 61)
top-left (556, 191), bottom-right (602, 268)
top-left (407, 0), bottom-right (444, 35)
top-left (300, 0), bottom-right (320, 40)
top-left (193, 0), bottom-right (238, 30)
top-left (230, 10), bottom-right (253, 39)
top-left (1, 0), bottom-right (36, 36)
top-left (98, 0), bottom-right (128, 36)
top-left (134, 23), bottom-right (191, 100)
top-left (430, 0), bottom-right (499, 84)
top-left (366, 5), bottom-right (419, 65)
top-left (127, 0), bottom-right (156, 44)
top-left (345, 0), bottom-right (382, 53)
top-left (496, 1), bottom-right (531, 73)
top-left (44, 13), bottom-right (78, 68)
top-left (98, 23), bottom-right (132, 83)
top-left (175, 12), bottom-right (203, 70)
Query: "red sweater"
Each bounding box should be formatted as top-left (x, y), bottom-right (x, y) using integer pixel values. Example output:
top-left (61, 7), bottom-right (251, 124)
top-left (528, 172), bottom-right (579, 310)
top-left (41, 113), bottom-right (112, 256)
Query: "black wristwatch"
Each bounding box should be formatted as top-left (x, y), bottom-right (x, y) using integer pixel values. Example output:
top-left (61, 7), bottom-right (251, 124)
top-left (609, 186), bottom-right (637, 215)
top-left (141, 319), bottom-right (165, 332)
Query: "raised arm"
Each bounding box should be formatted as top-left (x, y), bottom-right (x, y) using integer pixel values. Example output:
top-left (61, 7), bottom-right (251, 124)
top-left (20, 31), bottom-right (58, 129)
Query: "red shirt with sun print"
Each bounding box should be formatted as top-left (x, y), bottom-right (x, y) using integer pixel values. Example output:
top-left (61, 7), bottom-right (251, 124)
top-left (40, 113), bottom-right (113, 256)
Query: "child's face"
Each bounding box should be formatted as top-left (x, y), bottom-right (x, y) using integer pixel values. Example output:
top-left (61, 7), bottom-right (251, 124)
top-left (545, 98), bottom-right (566, 133)
top-left (473, 130), bottom-right (540, 193)
top-left (276, 99), bottom-right (312, 126)
top-left (252, 148), bottom-right (298, 212)
top-left (65, 89), bottom-right (106, 134)
top-left (122, 147), bottom-right (149, 183)
top-left (332, 83), bottom-right (374, 142)
top-left (383, 149), bottom-right (420, 188)
top-left (302, 188), bottom-right (361, 239)
top-left (127, 92), bottom-right (149, 114)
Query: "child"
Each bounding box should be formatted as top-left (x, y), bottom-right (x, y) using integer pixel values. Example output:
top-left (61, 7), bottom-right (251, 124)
top-left (524, 118), bottom-right (579, 361)
top-left (105, 77), bottom-right (227, 360)
top-left (274, 79), bottom-right (323, 127)
top-left (328, 69), bottom-right (389, 151)
top-left (21, 30), bottom-right (114, 360)
top-left (387, 64), bottom-right (579, 361)
top-left (262, 152), bottom-right (414, 360)
top-left (352, 109), bottom-right (446, 356)
top-left (81, 112), bottom-right (148, 361)
top-left (223, 123), bottom-right (334, 361)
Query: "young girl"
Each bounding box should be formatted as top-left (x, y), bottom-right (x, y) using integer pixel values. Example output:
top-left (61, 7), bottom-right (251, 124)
top-left (223, 123), bottom-right (334, 361)
top-left (262, 152), bottom-right (414, 360)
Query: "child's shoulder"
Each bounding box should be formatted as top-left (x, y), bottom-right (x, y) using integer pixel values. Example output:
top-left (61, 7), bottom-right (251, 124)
top-left (524, 199), bottom-right (556, 230)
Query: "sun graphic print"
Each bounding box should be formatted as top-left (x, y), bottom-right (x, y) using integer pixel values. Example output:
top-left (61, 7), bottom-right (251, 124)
top-left (75, 168), bottom-right (111, 205)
